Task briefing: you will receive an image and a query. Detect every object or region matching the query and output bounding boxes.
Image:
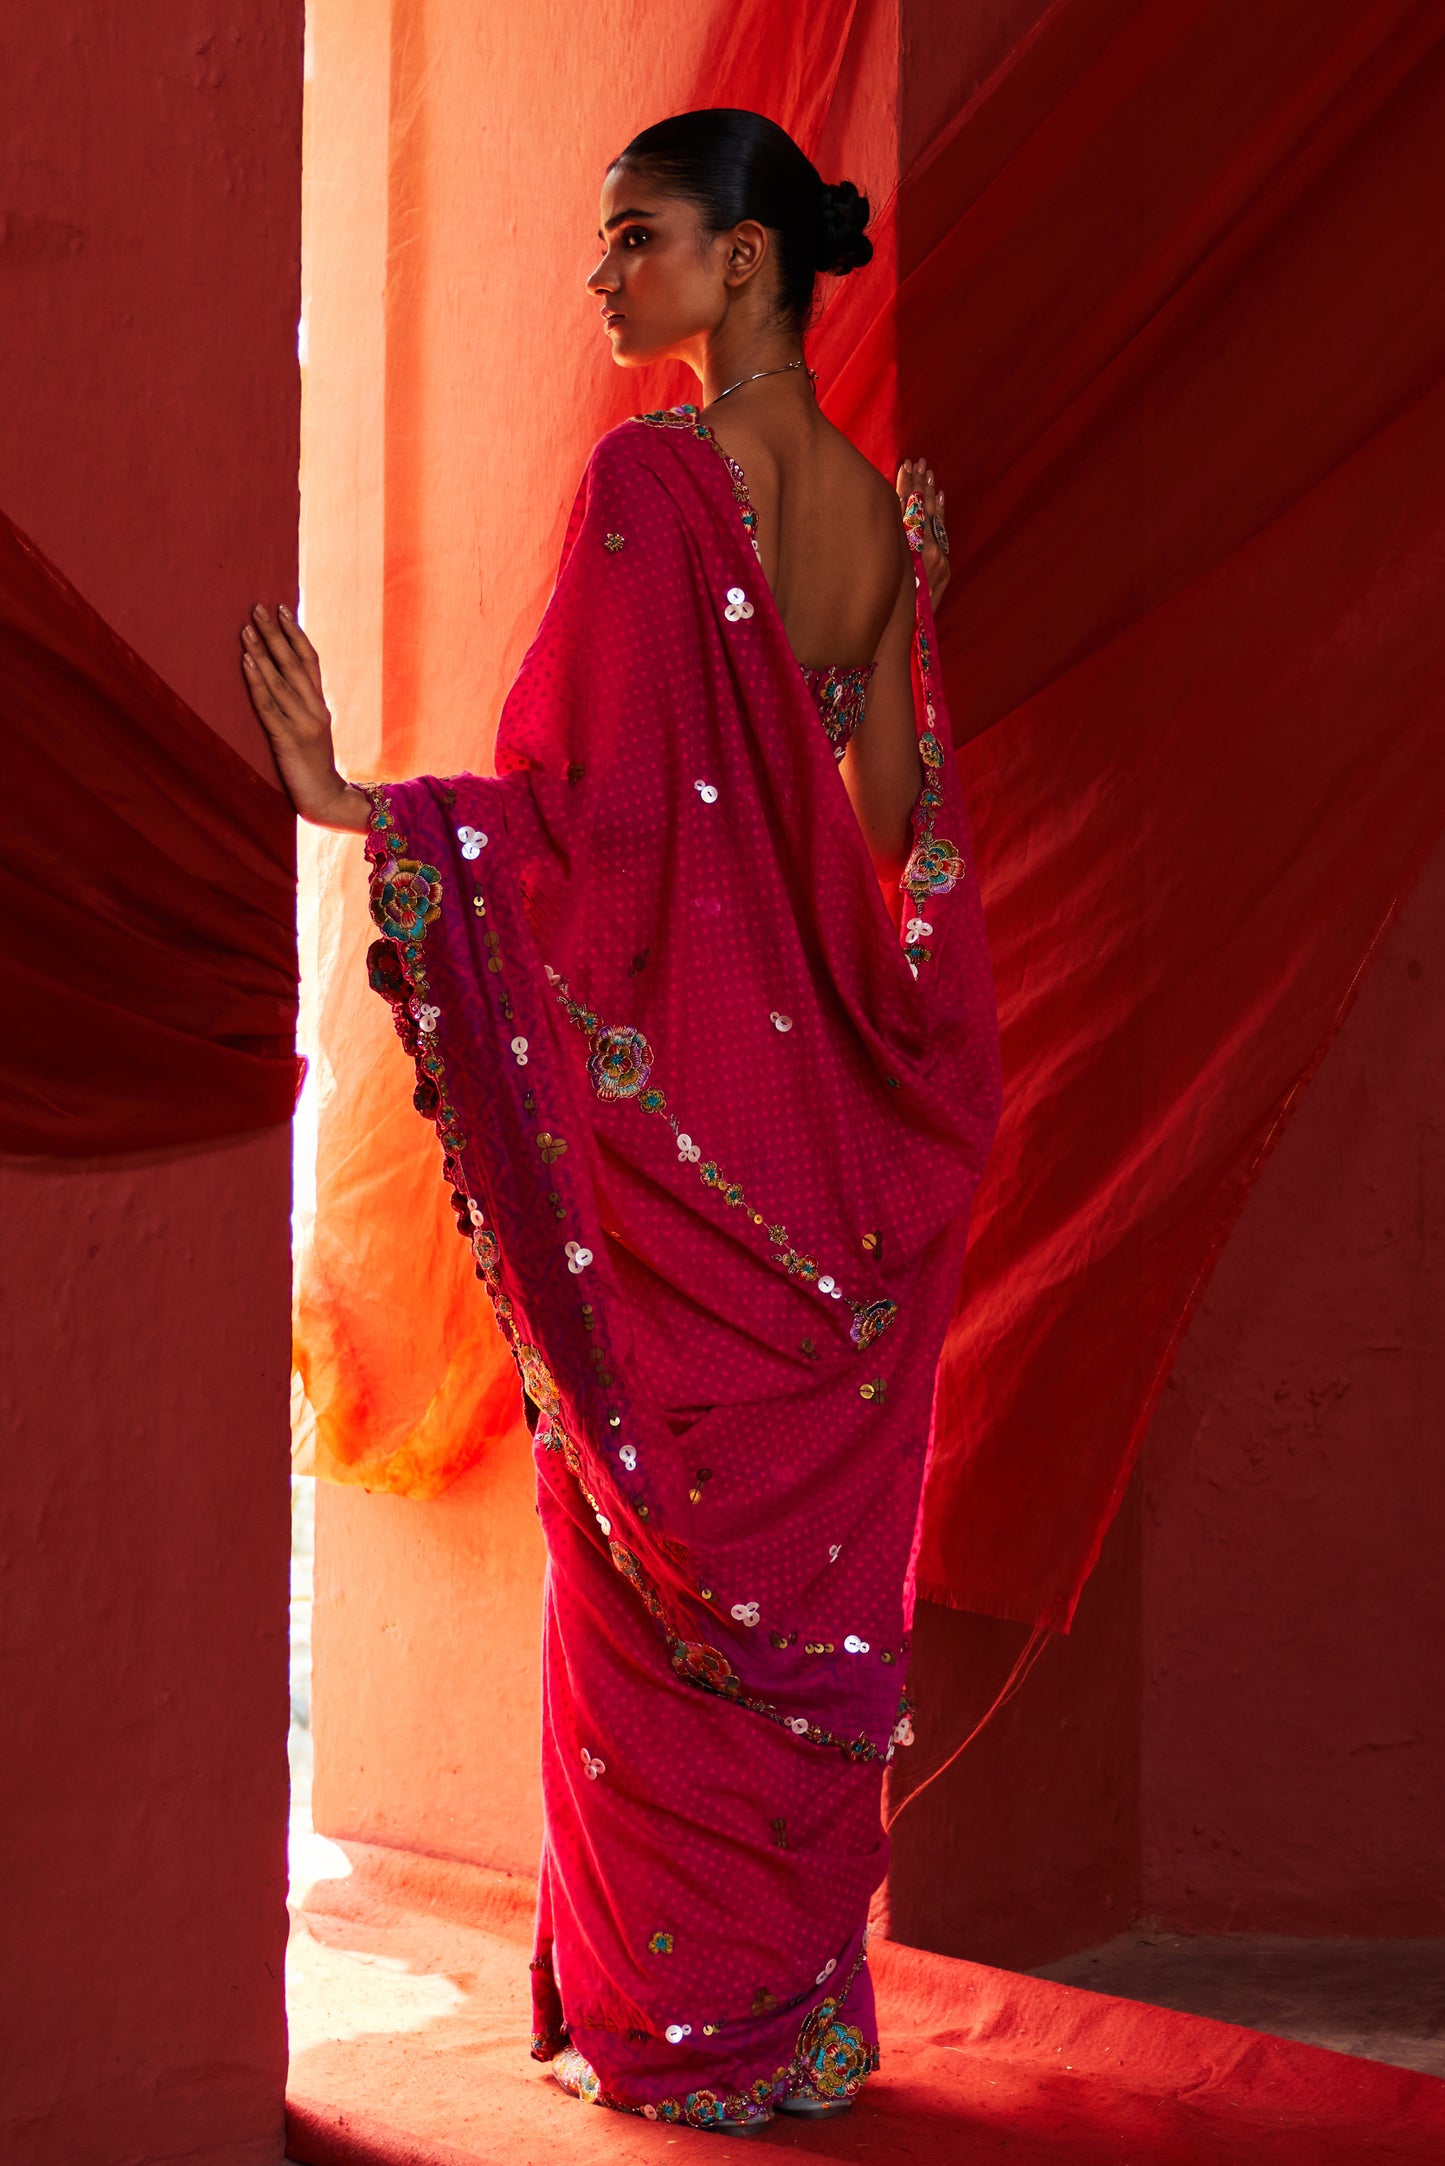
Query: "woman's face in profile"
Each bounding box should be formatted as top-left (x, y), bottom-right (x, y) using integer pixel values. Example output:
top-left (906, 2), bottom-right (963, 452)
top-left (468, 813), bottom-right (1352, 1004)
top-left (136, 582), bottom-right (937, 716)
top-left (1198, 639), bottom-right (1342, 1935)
top-left (588, 166), bottom-right (731, 368)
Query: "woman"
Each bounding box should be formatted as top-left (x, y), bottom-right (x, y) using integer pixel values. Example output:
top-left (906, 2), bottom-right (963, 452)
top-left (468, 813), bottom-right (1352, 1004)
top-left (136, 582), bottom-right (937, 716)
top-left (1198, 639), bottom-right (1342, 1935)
top-left (243, 109), bottom-right (1001, 2137)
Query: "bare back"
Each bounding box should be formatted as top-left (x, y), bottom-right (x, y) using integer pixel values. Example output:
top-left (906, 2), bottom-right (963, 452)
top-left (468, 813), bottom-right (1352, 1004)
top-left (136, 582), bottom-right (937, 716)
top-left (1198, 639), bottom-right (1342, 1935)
top-left (705, 397), bottom-right (922, 882)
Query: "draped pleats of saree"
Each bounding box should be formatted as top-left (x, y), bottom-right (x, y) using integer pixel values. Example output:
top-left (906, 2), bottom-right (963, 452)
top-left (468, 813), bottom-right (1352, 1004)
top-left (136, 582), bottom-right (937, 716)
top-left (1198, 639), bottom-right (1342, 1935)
top-left (357, 407), bottom-right (1002, 2125)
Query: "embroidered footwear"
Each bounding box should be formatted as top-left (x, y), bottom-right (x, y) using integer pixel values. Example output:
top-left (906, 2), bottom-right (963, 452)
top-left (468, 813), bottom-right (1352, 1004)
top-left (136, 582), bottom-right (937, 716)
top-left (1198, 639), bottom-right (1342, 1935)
top-left (776, 2090), bottom-right (854, 2117)
top-left (549, 2045), bottom-right (600, 2103)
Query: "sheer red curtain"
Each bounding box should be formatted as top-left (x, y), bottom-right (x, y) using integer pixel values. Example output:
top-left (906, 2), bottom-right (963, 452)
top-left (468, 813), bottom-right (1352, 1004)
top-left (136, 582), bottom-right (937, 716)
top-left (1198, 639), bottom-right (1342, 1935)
top-left (823, 0), bottom-right (1445, 1624)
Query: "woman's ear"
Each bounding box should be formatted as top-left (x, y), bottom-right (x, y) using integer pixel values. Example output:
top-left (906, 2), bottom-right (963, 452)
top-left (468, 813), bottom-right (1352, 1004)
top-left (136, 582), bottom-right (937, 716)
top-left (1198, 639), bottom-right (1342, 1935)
top-left (723, 219), bottom-right (770, 292)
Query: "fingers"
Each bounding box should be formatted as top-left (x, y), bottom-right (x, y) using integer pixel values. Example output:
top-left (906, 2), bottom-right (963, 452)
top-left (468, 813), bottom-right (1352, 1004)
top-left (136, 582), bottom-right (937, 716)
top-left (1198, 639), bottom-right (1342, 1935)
top-left (240, 636), bottom-right (294, 729)
top-left (275, 602), bottom-right (326, 697)
top-left (246, 603), bottom-right (321, 709)
top-left (241, 601), bottom-right (331, 731)
top-left (895, 457), bottom-right (942, 513)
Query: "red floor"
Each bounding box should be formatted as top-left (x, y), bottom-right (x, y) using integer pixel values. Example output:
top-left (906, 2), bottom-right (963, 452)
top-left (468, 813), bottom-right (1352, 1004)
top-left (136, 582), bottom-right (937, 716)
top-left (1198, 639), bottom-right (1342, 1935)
top-left (284, 1838), bottom-right (1445, 2166)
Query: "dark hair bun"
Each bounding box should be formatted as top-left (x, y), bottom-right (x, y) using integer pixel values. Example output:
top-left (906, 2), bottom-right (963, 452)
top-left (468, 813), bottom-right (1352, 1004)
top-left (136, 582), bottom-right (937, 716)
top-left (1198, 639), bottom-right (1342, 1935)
top-left (816, 179), bottom-right (873, 275)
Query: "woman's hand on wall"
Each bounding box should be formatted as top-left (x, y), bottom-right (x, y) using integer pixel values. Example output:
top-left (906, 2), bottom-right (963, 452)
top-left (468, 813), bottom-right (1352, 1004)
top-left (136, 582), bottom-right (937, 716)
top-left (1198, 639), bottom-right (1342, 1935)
top-left (896, 458), bottom-right (951, 612)
top-left (240, 604), bottom-right (369, 831)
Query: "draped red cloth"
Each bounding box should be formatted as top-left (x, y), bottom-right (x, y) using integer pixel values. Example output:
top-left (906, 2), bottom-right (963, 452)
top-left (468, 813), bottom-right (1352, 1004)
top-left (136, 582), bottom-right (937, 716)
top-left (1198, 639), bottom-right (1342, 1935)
top-left (812, 0), bottom-right (1445, 1624)
top-left (0, 510), bottom-right (300, 1155)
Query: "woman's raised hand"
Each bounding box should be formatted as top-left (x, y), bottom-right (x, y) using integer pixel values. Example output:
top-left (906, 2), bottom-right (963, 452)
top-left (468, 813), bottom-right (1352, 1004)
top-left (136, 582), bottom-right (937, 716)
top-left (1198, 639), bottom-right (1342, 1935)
top-left (895, 458), bottom-right (951, 612)
top-left (240, 603), bottom-right (369, 831)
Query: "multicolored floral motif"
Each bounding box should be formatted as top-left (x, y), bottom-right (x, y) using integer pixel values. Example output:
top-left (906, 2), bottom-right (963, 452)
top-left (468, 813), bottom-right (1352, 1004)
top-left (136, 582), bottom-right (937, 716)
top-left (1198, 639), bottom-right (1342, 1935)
top-left (371, 856), bottom-right (443, 944)
top-left (903, 835), bottom-right (964, 898)
top-left (848, 1297), bottom-right (898, 1351)
top-left (800, 660), bottom-right (877, 761)
top-left (794, 1997), bottom-right (875, 2101)
top-left (587, 1022), bottom-right (654, 1101)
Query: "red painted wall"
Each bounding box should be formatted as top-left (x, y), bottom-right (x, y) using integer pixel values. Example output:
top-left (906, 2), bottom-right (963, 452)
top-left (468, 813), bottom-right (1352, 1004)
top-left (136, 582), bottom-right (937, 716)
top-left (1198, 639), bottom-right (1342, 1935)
top-left (0, 6), bottom-right (301, 2161)
top-left (1141, 832), bottom-right (1445, 1937)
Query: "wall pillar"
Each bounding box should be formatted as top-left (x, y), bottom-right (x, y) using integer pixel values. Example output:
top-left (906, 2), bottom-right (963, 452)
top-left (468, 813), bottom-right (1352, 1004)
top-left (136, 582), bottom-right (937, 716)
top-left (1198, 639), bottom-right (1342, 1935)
top-left (0, 6), bottom-right (302, 2159)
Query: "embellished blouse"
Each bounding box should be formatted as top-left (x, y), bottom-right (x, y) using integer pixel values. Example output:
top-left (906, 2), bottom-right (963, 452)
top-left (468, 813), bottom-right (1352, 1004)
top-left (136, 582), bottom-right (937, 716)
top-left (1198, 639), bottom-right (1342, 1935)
top-left (799, 661), bottom-right (877, 762)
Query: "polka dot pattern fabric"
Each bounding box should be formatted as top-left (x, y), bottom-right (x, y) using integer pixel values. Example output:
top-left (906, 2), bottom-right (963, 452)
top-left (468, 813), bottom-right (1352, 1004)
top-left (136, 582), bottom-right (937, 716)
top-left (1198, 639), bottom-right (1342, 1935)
top-left (358, 408), bottom-right (1002, 2126)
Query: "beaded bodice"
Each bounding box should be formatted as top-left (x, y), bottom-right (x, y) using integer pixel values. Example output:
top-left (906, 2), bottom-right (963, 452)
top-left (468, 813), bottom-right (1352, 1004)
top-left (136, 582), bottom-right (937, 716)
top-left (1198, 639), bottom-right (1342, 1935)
top-left (799, 660), bottom-right (877, 763)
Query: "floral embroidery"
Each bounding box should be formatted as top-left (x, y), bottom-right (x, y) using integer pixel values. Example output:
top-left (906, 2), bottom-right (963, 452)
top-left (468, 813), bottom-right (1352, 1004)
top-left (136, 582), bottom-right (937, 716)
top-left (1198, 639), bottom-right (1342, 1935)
top-left (800, 661), bottom-right (876, 761)
top-left (586, 1021), bottom-right (654, 1100)
top-left (794, 1997), bottom-right (874, 2101)
top-left (371, 857), bottom-right (443, 944)
top-left (648, 1931), bottom-right (675, 1955)
top-left (904, 835), bottom-right (963, 898)
top-left (850, 1297), bottom-right (898, 1351)
top-left (551, 2045), bottom-right (601, 2103)
top-left (604, 532), bottom-right (626, 551)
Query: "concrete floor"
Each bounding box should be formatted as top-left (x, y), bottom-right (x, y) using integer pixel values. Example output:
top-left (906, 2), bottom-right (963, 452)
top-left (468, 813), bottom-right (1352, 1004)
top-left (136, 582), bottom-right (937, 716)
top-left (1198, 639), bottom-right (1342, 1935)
top-left (1031, 1931), bottom-right (1445, 2078)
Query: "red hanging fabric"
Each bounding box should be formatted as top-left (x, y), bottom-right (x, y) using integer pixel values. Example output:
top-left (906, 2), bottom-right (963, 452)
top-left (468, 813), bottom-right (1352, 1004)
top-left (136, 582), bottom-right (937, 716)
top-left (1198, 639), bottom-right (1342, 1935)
top-left (812, 0), bottom-right (1445, 1624)
top-left (0, 510), bottom-right (300, 1156)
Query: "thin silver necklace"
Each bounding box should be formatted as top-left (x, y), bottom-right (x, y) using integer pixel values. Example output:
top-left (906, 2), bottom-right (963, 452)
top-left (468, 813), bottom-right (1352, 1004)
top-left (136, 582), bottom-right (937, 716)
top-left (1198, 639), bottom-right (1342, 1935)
top-left (708, 357), bottom-right (818, 406)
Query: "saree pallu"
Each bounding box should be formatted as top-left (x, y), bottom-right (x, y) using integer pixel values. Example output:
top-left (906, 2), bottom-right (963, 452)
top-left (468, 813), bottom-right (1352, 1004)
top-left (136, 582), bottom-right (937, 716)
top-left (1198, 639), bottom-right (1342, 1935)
top-left (360, 408), bottom-right (1002, 2125)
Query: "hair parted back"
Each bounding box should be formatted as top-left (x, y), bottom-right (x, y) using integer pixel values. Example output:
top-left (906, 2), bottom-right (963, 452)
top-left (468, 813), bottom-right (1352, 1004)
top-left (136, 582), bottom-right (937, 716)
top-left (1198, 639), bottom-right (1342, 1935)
top-left (614, 107), bottom-right (872, 328)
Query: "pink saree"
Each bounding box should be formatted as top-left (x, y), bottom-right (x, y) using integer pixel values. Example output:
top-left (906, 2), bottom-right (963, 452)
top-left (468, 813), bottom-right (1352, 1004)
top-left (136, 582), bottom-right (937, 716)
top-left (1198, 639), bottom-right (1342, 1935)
top-left (360, 406), bottom-right (1002, 2127)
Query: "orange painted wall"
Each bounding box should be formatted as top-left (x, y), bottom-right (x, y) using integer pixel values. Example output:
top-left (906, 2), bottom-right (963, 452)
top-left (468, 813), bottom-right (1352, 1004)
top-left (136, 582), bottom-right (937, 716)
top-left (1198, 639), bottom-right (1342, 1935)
top-left (0, 6), bottom-right (300, 2160)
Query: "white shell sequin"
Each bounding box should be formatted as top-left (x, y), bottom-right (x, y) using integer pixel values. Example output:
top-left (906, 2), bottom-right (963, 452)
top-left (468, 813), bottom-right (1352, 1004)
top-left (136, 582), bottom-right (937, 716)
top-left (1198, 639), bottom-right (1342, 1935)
top-left (723, 586), bottom-right (754, 622)
top-left (457, 825), bottom-right (487, 858)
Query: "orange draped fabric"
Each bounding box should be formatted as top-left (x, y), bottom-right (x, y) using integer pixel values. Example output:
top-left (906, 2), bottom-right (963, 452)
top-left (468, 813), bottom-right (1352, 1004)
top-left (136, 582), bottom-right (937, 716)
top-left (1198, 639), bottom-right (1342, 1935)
top-left (296, 0), bottom-right (1445, 1629)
